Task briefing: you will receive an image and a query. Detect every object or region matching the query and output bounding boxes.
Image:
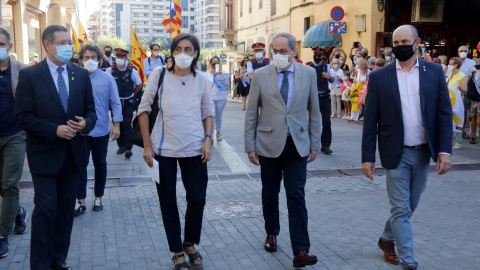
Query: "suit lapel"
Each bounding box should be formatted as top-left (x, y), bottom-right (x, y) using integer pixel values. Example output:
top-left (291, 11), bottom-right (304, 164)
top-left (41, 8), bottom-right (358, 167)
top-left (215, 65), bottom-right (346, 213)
top-left (417, 59), bottom-right (427, 118)
top-left (287, 62), bottom-right (301, 111)
top-left (66, 63), bottom-right (76, 116)
top-left (268, 64), bottom-right (287, 109)
top-left (388, 60), bottom-right (403, 121)
top-left (39, 60), bottom-right (65, 114)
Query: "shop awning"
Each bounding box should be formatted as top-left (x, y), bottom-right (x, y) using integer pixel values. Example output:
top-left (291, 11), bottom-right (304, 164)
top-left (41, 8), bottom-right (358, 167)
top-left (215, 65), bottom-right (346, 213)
top-left (302, 20), bottom-right (342, 49)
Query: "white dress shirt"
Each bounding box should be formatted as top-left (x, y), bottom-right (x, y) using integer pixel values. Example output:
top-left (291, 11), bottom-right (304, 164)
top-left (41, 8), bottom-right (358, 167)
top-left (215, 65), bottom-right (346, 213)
top-left (46, 57), bottom-right (69, 96)
top-left (396, 58), bottom-right (427, 146)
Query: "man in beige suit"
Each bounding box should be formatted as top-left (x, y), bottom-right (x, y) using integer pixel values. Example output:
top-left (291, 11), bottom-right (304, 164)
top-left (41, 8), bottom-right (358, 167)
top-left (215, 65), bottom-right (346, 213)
top-left (244, 32), bottom-right (321, 267)
top-left (0, 27), bottom-right (28, 258)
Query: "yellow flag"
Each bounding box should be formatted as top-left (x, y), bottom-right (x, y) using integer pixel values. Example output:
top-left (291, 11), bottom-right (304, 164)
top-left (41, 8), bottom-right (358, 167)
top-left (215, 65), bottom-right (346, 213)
top-left (71, 27), bottom-right (81, 52)
top-left (130, 26), bottom-right (147, 84)
top-left (77, 17), bottom-right (89, 44)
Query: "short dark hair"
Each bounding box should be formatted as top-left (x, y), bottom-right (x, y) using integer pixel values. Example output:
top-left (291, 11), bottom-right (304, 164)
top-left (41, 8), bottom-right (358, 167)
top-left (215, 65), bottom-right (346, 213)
top-left (0, 27), bottom-right (11, 44)
top-left (150, 43), bottom-right (160, 50)
top-left (375, 58), bottom-right (386, 67)
top-left (164, 55), bottom-right (172, 64)
top-left (79, 44), bottom-right (104, 67)
top-left (78, 39), bottom-right (84, 44)
top-left (209, 56), bottom-right (220, 65)
top-left (41, 25), bottom-right (68, 50)
top-left (104, 45), bottom-right (112, 50)
top-left (240, 59), bottom-right (247, 67)
top-left (168, 33), bottom-right (200, 76)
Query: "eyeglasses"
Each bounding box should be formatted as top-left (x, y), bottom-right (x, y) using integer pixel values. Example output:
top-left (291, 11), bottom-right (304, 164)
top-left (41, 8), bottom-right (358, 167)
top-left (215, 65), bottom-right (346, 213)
top-left (82, 55), bottom-right (98, 61)
top-left (52, 41), bottom-right (73, 46)
top-left (271, 49), bottom-right (290, 55)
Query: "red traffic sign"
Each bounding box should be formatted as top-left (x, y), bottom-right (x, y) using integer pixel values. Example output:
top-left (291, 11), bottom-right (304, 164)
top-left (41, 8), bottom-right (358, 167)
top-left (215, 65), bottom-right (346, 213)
top-left (331, 6), bottom-right (345, 22)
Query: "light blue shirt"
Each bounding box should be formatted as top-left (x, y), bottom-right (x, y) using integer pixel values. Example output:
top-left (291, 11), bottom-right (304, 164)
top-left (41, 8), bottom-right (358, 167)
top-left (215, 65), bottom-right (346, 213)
top-left (459, 58), bottom-right (476, 78)
top-left (276, 62), bottom-right (295, 107)
top-left (46, 57), bottom-right (69, 96)
top-left (144, 55), bottom-right (165, 77)
top-left (88, 69), bottom-right (123, 137)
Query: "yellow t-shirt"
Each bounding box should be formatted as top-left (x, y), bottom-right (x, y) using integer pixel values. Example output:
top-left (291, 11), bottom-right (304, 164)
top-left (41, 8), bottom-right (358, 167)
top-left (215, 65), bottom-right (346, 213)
top-left (446, 71), bottom-right (466, 86)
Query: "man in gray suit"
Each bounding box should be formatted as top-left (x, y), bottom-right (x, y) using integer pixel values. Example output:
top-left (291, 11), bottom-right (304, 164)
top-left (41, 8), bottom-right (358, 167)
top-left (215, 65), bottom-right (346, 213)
top-left (0, 27), bottom-right (29, 258)
top-left (244, 32), bottom-right (321, 267)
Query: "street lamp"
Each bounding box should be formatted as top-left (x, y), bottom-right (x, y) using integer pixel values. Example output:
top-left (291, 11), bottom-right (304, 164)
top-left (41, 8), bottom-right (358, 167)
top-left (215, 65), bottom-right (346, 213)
top-left (377, 0), bottom-right (385, 12)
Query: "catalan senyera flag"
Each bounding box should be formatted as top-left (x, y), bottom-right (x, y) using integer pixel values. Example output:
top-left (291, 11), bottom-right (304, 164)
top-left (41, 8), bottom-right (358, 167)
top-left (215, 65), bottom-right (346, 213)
top-left (130, 26), bottom-right (147, 84)
top-left (161, 0), bottom-right (182, 38)
top-left (77, 17), bottom-right (89, 44)
top-left (71, 27), bottom-right (81, 52)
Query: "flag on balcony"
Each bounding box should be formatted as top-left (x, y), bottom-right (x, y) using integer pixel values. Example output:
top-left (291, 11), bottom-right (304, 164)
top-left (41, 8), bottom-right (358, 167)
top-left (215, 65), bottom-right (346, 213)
top-left (71, 27), bottom-right (81, 52)
top-left (161, 0), bottom-right (182, 38)
top-left (77, 17), bottom-right (89, 44)
top-left (130, 26), bottom-right (147, 84)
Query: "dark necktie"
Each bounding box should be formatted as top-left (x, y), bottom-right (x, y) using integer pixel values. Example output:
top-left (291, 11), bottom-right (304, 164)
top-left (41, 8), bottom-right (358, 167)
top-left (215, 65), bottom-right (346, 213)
top-left (57, 66), bottom-right (68, 113)
top-left (280, 70), bottom-right (290, 105)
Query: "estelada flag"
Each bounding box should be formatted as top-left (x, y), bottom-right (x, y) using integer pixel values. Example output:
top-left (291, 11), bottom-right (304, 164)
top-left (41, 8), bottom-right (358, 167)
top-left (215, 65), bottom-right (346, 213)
top-left (77, 17), bottom-right (89, 44)
top-left (161, 0), bottom-right (182, 38)
top-left (71, 27), bottom-right (81, 52)
top-left (130, 26), bottom-right (147, 84)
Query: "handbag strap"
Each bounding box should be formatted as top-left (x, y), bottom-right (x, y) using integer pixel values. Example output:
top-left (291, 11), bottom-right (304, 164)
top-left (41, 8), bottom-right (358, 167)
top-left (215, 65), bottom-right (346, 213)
top-left (153, 67), bottom-right (167, 102)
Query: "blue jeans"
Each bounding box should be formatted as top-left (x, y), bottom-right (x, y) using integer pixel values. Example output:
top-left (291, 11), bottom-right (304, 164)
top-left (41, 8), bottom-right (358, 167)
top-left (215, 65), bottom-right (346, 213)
top-left (213, 98), bottom-right (227, 133)
top-left (382, 146), bottom-right (430, 269)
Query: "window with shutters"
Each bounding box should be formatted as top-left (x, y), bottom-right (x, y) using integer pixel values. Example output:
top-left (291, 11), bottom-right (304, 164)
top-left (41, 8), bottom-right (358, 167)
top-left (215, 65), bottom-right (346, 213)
top-left (270, 0), bottom-right (276, 15)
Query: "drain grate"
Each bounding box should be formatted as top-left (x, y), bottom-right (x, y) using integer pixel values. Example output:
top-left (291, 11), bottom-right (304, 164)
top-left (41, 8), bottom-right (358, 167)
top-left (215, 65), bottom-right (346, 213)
top-left (204, 200), bottom-right (263, 220)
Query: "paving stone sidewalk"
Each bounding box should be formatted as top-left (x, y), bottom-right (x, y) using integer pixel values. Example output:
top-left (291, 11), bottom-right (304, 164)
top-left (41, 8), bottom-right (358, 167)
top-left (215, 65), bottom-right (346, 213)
top-left (2, 169), bottom-right (479, 270)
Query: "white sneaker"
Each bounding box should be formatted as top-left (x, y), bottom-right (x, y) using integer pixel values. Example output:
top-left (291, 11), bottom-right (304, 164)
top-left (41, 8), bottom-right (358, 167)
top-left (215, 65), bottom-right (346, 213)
top-left (330, 114), bottom-right (335, 118)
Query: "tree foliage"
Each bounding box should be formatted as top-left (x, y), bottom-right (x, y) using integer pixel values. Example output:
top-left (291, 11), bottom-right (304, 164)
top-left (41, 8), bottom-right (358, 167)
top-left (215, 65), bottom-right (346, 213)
top-left (198, 48), bottom-right (223, 71)
top-left (96, 36), bottom-right (127, 51)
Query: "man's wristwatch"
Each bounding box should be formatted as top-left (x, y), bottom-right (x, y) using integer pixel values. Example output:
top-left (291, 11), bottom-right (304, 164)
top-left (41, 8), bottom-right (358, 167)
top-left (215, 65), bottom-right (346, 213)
top-left (205, 134), bottom-right (213, 145)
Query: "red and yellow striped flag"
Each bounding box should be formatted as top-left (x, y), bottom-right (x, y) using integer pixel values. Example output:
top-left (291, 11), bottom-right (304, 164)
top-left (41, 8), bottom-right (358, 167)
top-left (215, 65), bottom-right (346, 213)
top-left (161, 0), bottom-right (182, 38)
top-left (130, 26), bottom-right (147, 84)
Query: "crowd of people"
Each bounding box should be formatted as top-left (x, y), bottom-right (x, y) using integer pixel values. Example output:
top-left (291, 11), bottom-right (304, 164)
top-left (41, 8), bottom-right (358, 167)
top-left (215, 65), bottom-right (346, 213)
top-left (0, 21), bottom-right (477, 270)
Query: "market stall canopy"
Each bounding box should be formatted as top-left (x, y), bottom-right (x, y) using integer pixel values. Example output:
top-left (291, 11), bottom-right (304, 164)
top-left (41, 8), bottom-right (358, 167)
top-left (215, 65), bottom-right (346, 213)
top-left (302, 20), bottom-right (342, 50)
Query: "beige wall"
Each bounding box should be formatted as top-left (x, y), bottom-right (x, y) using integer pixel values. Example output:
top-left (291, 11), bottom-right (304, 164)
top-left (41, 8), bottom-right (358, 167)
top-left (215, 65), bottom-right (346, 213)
top-left (290, 0), bottom-right (384, 64)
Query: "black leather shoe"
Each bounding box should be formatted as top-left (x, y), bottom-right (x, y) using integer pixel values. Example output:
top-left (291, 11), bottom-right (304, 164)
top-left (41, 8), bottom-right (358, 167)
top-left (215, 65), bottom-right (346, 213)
top-left (116, 147), bottom-right (126, 154)
top-left (321, 146), bottom-right (332, 155)
top-left (50, 261), bottom-right (72, 270)
top-left (125, 149), bottom-right (133, 158)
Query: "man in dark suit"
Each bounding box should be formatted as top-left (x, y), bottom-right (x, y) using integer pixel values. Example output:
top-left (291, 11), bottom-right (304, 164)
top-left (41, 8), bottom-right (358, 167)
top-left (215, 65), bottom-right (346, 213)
top-left (14, 25), bottom-right (96, 270)
top-left (362, 25), bottom-right (452, 270)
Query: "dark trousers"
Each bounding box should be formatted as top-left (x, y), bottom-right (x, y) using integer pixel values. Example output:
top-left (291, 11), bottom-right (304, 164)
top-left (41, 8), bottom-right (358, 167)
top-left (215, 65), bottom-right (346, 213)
top-left (117, 99), bottom-right (133, 149)
top-left (154, 155), bottom-right (208, 253)
top-left (30, 145), bottom-right (79, 270)
top-left (77, 134), bottom-right (109, 199)
top-left (318, 95), bottom-right (332, 148)
top-left (258, 137), bottom-right (310, 253)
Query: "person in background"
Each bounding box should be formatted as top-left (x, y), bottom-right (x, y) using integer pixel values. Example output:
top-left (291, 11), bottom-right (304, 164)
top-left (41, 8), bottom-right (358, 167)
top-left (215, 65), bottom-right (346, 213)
top-left (469, 63), bottom-right (480, 145)
top-left (164, 55), bottom-right (173, 68)
top-left (28, 53), bottom-right (39, 65)
top-left (329, 58), bottom-right (344, 118)
top-left (247, 43), bottom-right (272, 80)
top-left (446, 57), bottom-right (468, 150)
top-left (347, 58), bottom-right (368, 123)
top-left (205, 56), bottom-right (228, 141)
top-left (375, 58), bottom-right (386, 68)
top-left (138, 33), bottom-right (213, 270)
top-left (78, 39), bottom-right (84, 48)
top-left (341, 70), bottom-right (352, 119)
top-left (144, 43), bottom-right (165, 78)
top-left (294, 52), bottom-right (303, 64)
top-left (349, 42), bottom-right (362, 64)
top-left (70, 52), bottom-right (80, 66)
top-left (385, 52), bottom-right (393, 65)
top-left (106, 48), bottom-right (143, 159)
top-left (361, 47), bottom-right (370, 60)
top-left (329, 47), bottom-right (347, 62)
top-left (339, 55), bottom-right (349, 72)
top-left (432, 58), bottom-right (441, 65)
top-left (438, 55), bottom-right (448, 73)
top-left (104, 45), bottom-right (116, 66)
top-left (421, 52), bottom-right (431, 62)
top-left (235, 59), bottom-right (250, 110)
top-left (74, 44), bottom-right (122, 216)
top-left (368, 57), bottom-right (377, 71)
top-left (457, 45), bottom-right (477, 140)
top-left (14, 24), bottom-right (97, 270)
top-left (0, 27), bottom-right (29, 259)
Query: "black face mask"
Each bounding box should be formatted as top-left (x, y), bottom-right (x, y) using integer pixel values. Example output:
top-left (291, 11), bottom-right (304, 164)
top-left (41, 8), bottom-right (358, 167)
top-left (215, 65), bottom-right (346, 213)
top-left (392, 42), bottom-right (417, 62)
top-left (314, 57), bottom-right (321, 64)
top-left (105, 51), bottom-right (112, 57)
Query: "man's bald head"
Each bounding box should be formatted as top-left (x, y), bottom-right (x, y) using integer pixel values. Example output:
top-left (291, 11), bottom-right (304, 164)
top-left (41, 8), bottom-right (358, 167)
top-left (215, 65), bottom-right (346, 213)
top-left (393, 25), bottom-right (419, 41)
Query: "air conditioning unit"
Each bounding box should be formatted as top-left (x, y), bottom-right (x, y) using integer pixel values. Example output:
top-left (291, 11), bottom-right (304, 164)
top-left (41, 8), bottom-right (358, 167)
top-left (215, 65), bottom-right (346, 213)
top-left (411, 0), bottom-right (444, 23)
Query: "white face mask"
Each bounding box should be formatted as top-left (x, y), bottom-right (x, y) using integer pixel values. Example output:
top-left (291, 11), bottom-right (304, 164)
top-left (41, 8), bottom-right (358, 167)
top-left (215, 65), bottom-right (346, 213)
top-left (447, 65), bottom-right (454, 71)
top-left (83, 59), bottom-right (99, 73)
top-left (459, 52), bottom-right (467, 59)
top-left (272, 51), bottom-right (293, 70)
top-left (174, 53), bottom-right (195, 69)
top-left (153, 51), bottom-right (159, 57)
top-left (343, 76), bottom-right (348, 81)
top-left (33, 56), bottom-right (38, 62)
top-left (255, 51), bottom-right (264, 59)
top-left (333, 64), bottom-right (339, 69)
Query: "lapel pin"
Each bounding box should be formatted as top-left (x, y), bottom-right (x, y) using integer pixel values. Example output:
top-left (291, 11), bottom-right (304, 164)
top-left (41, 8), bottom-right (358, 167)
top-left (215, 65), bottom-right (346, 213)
top-left (423, 66), bottom-right (426, 71)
